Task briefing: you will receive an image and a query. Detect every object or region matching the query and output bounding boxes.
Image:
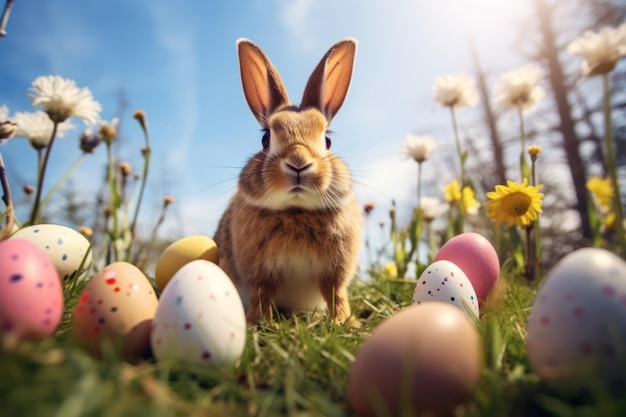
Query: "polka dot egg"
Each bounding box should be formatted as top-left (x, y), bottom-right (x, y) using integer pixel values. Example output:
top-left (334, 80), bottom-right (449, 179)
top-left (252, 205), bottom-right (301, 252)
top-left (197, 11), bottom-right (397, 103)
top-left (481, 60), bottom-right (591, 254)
top-left (11, 224), bottom-right (92, 281)
top-left (0, 239), bottom-right (63, 340)
top-left (413, 260), bottom-right (479, 320)
top-left (151, 260), bottom-right (246, 366)
top-left (527, 248), bottom-right (626, 391)
top-left (72, 262), bottom-right (158, 362)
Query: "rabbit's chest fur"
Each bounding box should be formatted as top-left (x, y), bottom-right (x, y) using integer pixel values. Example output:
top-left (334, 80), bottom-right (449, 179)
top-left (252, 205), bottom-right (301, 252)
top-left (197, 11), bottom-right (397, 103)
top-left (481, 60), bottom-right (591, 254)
top-left (217, 196), bottom-right (361, 311)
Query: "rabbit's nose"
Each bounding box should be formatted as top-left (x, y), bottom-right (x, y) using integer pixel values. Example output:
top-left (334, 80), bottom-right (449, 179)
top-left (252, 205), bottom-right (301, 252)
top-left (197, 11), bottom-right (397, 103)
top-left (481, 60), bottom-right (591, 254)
top-left (285, 162), bottom-right (313, 173)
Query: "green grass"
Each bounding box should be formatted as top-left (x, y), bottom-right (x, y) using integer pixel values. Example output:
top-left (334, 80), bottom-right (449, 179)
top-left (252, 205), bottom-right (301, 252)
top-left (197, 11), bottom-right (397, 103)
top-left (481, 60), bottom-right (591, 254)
top-left (2, 272), bottom-right (626, 417)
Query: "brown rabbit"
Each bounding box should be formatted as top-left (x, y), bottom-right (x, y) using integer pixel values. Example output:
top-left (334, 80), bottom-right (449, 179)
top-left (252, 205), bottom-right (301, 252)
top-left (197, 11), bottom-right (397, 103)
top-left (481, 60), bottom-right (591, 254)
top-left (214, 38), bottom-right (361, 324)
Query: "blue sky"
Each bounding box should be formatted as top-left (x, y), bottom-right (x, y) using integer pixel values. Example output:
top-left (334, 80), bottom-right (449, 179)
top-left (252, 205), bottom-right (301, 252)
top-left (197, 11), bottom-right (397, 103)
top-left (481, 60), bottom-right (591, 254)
top-left (0, 0), bottom-right (532, 244)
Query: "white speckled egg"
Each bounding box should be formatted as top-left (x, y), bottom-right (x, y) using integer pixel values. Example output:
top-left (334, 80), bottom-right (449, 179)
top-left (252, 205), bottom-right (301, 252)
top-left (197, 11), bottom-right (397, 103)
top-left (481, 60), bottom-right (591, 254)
top-left (413, 260), bottom-right (479, 319)
top-left (72, 262), bottom-right (158, 362)
top-left (527, 248), bottom-right (626, 391)
top-left (151, 260), bottom-right (246, 366)
top-left (11, 224), bottom-right (92, 281)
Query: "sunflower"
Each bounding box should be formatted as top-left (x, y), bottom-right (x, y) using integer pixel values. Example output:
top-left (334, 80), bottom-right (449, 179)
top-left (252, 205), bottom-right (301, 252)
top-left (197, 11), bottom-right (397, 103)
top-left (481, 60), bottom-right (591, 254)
top-left (486, 178), bottom-right (544, 228)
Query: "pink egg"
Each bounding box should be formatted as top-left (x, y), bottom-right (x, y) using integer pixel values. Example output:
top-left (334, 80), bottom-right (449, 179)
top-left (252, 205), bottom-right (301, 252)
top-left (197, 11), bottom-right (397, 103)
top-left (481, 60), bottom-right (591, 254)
top-left (0, 239), bottom-right (63, 340)
top-left (433, 233), bottom-right (499, 301)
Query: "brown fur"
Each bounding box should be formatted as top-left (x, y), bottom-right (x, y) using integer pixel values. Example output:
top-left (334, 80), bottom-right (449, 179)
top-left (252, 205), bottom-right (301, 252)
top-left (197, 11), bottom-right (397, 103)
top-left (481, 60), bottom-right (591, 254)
top-left (214, 38), bottom-right (361, 324)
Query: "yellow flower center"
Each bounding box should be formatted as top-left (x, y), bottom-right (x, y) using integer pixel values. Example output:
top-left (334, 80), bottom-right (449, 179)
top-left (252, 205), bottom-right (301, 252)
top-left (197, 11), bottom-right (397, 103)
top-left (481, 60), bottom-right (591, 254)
top-left (501, 191), bottom-right (531, 217)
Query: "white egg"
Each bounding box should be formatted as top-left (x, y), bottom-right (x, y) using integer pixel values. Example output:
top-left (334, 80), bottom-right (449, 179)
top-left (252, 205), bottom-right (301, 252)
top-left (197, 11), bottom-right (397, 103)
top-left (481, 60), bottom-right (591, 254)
top-left (527, 248), bottom-right (626, 391)
top-left (413, 260), bottom-right (479, 320)
top-left (11, 224), bottom-right (92, 281)
top-left (151, 260), bottom-right (246, 366)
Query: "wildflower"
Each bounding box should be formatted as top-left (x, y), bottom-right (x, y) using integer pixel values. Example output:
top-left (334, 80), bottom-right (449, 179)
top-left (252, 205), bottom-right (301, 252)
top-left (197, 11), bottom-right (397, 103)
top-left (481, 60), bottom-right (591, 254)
top-left (383, 262), bottom-right (398, 279)
top-left (586, 177), bottom-right (614, 212)
top-left (79, 225), bottom-right (94, 238)
top-left (99, 117), bottom-right (119, 145)
top-left (79, 127), bottom-right (102, 153)
top-left (0, 105), bottom-right (16, 142)
top-left (363, 202), bottom-right (375, 215)
top-left (13, 111), bottom-right (74, 150)
top-left (133, 109), bottom-right (147, 131)
top-left (527, 145), bottom-right (543, 162)
top-left (163, 195), bottom-right (174, 205)
top-left (401, 134), bottom-right (436, 163)
top-left (493, 65), bottom-right (545, 112)
top-left (0, 121), bottom-right (16, 141)
top-left (119, 162), bottom-right (132, 177)
top-left (486, 178), bottom-right (544, 228)
top-left (419, 197), bottom-right (448, 222)
top-left (567, 23), bottom-right (626, 76)
top-left (433, 74), bottom-right (479, 109)
top-left (444, 180), bottom-right (480, 215)
top-left (28, 75), bottom-right (101, 124)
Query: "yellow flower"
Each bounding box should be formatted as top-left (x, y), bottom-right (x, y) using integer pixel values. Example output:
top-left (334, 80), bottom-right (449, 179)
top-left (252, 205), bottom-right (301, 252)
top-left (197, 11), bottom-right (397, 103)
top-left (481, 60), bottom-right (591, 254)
top-left (586, 177), bottom-right (614, 212)
top-left (444, 180), bottom-right (480, 215)
top-left (383, 262), bottom-right (398, 279)
top-left (462, 186), bottom-right (481, 215)
top-left (527, 144), bottom-right (543, 162)
top-left (486, 178), bottom-right (544, 228)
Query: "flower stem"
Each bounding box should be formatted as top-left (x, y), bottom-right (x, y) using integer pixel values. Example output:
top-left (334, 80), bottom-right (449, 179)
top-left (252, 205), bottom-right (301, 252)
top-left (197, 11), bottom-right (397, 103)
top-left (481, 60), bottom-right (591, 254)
top-left (530, 155), bottom-right (542, 279)
top-left (126, 120), bottom-right (151, 261)
top-left (518, 107), bottom-right (530, 181)
top-left (29, 122), bottom-right (58, 225)
top-left (0, 152), bottom-right (15, 239)
top-left (40, 153), bottom-right (86, 211)
top-left (602, 73), bottom-right (625, 256)
top-left (415, 162), bottom-right (422, 267)
top-left (450, 107), bottom-right (466, 186)
top-left (524, 226), bottom-right (534, 281)
top-left (106, 142), bottom-right (121, 261)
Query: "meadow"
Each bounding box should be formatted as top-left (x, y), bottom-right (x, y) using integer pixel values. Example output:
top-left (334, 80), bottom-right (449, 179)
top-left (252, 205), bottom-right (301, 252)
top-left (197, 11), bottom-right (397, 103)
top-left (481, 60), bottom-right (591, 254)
top-left (1, 5), bottom-right (626, 417)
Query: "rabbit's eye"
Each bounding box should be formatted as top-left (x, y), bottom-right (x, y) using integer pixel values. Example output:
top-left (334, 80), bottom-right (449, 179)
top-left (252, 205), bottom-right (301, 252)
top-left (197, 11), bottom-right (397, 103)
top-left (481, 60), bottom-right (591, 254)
top-left (262, 130), bottom-right (270, 149)
top-left (325, 136), bottom-right (332, 150)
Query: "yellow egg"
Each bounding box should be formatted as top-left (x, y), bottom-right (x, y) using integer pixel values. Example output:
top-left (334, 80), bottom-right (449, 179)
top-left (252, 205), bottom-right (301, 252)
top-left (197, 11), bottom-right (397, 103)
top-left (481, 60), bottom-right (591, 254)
top-left (155, 235), bottom-right (219, 291)
top-left (72, 262), bottom-right (158, 362)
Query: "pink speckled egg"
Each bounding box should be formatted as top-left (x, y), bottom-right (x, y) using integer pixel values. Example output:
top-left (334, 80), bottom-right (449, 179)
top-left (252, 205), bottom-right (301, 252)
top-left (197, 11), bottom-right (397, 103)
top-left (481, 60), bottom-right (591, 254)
top-left (527, 248), bottom-right (626, 391)
top-left (0, 239), bottom-right (63, 340)
top-left (433, 233), bottom-right (499, 301)
top-left (151, 260), bottom-right (246, 366)
top-left (413, 260), bottom-right (479, 319)
top-left (72, 262), bottom-right (158, 362)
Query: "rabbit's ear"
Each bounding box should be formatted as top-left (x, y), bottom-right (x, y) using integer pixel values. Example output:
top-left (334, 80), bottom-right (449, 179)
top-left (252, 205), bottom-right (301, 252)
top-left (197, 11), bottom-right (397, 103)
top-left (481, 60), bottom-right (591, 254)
top-left (237, 39), bottom-right (290, 127)
top-left (301, 38), bottom-right (357, 122)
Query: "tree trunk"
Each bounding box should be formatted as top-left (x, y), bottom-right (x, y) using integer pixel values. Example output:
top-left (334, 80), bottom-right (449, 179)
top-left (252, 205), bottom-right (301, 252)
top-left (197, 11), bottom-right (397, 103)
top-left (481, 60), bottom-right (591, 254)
top-left (534, 0), bottom-right (592, 241)
top-left (469, 38), bottom-right (507, 186)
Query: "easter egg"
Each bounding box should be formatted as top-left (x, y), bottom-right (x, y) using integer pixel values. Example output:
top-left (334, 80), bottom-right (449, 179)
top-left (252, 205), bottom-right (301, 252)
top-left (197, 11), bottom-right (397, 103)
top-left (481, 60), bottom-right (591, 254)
top-left (0, 239), bottom-right (63, 340)
top-left (433, 232), bottom-right (499, 301)
top-left (413, 260), bottom-right (479, 319)
top-left (72, 262), bottom-right (158, 362)
top-left (527, 248), bottom-right (626, 391)
top-left (348, 302), bottom-right (482, 416)
top-left (155, 235), bottom-right (219, 291)
top-left (11, 224), bottom-right (92, 281)
top-left (151, 260), bottom-right (246, 366)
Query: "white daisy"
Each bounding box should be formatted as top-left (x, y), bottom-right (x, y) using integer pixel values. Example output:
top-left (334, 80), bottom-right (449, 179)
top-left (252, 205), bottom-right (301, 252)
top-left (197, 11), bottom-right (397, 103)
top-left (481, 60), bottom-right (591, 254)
top-left (419, 196), bottom-right (449, 222)
top-left (493, 65), bottom-right (545, 113)
top-left (433, 74), bottom-right (479, 109)
top-left (401, 134), bottom-right (436, 163)
top-left (13, 111), bottom-right (75, 150)
top-left (28, 75), bottom-right (101, 124)
top-left (567, 23), bottom-right (626, 76)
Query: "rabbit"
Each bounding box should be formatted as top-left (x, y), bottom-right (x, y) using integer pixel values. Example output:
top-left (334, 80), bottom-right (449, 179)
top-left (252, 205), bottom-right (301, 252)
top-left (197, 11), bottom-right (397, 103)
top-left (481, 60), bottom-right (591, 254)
top-left (213, 38), bottom-right (362, 325)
